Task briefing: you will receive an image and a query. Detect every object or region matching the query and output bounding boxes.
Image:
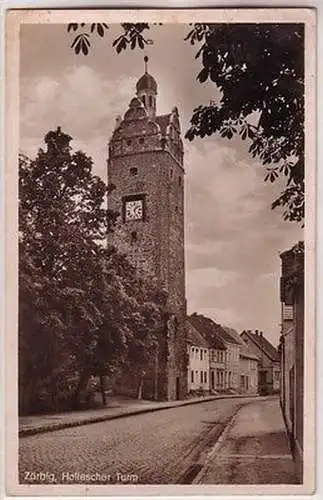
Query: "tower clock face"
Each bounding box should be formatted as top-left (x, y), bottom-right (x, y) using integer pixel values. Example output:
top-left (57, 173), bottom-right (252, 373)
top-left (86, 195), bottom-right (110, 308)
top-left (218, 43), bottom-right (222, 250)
top-left (125, 199), bottom-right (143, 221)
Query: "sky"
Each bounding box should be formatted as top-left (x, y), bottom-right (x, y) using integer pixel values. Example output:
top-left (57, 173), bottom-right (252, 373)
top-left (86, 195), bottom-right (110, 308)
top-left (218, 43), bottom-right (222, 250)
top-left (19, 23), bottom-right (302, 347)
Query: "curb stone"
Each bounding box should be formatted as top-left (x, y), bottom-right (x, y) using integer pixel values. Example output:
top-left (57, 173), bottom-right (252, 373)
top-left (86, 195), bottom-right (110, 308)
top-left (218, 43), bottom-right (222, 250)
top-left (192, 404), bottom-right (244, 484)
top-left (19, 394), bottom-right (259, 438)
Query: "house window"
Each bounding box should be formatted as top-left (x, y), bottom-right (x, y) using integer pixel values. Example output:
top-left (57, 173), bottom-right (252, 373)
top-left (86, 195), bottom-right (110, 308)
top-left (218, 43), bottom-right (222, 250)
top-left (130, 231), bottom-right (137, 244)
top-left (200, 350), bottom-right (203, 361)
top-left (191, 346), bottom-right (195, 354)
top-left (200, 371), bottom-right (203, 384)
top-left (139, 137), bottom-right (145, 144)
top-left (204, 371), bottom-right (207, 383)
top-left (170, 168), bottom-right (173, 178)
top-left (130, 167), bottom-right (138, 176)
top-left (178, 176), bottom-right (182, 186)
top-left (126, 139), bottom-right (132, 146)
top-left (191, 371), bottom-right (194, 383)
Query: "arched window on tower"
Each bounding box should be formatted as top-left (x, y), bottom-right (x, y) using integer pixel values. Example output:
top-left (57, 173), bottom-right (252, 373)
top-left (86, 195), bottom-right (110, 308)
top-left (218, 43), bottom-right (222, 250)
top-left (149, 95), bottom-right (153, 107)
top-left (141, 95), bottom-right (146, 107)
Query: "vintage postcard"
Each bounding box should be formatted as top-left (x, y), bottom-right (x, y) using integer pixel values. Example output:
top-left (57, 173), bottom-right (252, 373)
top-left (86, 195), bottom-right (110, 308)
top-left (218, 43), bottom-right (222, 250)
top-left (5, 8), bottom-right (316, 497)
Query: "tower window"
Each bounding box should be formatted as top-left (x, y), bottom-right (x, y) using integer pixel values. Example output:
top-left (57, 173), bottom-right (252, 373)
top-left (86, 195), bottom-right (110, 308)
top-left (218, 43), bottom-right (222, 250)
top-left (130, 167), bottom-right (138, 176)
top-left (130, 231), bottom-right (137, 244)
top-left (139, 137), bottom-right (145, 144)
top-left (170, 169), bottom-right (173, 178)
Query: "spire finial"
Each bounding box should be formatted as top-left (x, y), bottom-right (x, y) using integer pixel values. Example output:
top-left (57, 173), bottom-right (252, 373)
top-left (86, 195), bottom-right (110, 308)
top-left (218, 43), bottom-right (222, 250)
top-left (144, 55), bottom-right (148, 73)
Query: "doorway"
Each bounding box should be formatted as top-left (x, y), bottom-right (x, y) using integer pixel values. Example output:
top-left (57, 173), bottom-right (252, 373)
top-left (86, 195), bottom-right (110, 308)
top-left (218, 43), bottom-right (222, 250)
top-left (176, 377), bottom-right (180, 400)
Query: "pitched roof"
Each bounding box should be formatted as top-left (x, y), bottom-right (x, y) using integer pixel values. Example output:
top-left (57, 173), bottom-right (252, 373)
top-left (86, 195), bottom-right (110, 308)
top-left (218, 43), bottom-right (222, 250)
top-left (186, 318), bottom-right (209, 348)
top-left (189, 314), bottom-right (229, 349)
top-left (242, 331), bottom-right (279, 362)
top-left (223, 327), bottom-right (259, 361)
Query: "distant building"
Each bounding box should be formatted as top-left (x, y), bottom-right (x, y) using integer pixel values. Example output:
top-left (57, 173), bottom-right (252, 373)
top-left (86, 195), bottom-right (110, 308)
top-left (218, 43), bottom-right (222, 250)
top-left (223, 327), bottom-right (259, 395)
top-left (209, 336), bottom-right (227, 392)
top-left (279, 241), bottom-right (304, 482)
top-left (186, 319), bottom-right (210, 393)
top-left (240, 330), bottom-right (280, 395)
top-left (189, 314), bottom-right (241, 392)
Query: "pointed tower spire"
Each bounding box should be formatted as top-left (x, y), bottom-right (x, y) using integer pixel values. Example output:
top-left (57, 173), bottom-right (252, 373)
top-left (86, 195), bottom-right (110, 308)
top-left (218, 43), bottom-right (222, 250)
top-left (136, 56), bottom-right (157, 118)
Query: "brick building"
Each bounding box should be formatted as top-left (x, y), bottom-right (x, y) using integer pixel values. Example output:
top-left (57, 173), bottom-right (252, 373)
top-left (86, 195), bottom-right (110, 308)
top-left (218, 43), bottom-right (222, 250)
top-left (278, 241), bottom-right (304, 482)
top-left (107, 58), bottom-right (187, 400)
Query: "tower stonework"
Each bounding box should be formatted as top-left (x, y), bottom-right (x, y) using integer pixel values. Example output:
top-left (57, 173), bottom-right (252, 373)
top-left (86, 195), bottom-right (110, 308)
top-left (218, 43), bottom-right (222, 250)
top-left (107, 60), bottom-right (187, 401)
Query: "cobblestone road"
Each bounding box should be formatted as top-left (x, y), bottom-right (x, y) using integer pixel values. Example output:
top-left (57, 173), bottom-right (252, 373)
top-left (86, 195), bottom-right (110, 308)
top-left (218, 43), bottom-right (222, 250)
top-left (19, 397), bottom-right (256, 485)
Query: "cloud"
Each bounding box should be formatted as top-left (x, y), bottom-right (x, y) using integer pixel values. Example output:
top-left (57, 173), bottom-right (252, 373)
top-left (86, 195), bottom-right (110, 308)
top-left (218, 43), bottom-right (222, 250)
top-left (20, 65), bottom-right (138, 177)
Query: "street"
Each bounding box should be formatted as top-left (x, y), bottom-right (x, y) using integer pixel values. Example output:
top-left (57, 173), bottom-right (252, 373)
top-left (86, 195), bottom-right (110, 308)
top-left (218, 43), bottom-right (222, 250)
top-left (19, 396), bottom-right (296, 485)
top-left (195, 396), bottom-right (297, 484)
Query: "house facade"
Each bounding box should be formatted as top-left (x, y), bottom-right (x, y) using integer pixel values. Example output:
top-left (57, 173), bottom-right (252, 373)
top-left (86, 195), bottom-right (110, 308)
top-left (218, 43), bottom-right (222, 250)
top-left (239, 352), bottom-right (259, 395)
top-left (223, 327), bottom-right (259, 395)
top-left (186, 319), bottom-right (210, 393)
top-left (189, 314), bottom-right (241, 392)
top-left (240, 330), bottom-right (280, 395)
top-left (278, 241), bottom-right (304, 483)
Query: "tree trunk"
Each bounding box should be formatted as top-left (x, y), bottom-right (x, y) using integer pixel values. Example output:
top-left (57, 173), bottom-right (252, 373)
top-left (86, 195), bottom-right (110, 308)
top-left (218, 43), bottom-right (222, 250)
top-left (99, 373), bottom-right (106, 406)
top-left (137, 377), bottom-right (144, 400)
top-left (74, 372), bottom-right (89, 409)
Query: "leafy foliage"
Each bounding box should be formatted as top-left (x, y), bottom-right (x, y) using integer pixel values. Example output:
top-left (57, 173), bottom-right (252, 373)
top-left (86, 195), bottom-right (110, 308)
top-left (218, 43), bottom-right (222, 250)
top-left (68, 23), bottom-right (152, 55)
top-left (66, 22), bottom-right (304, 223)
top-left (19, 129), bottom-right (167, 414)
top-left (185, 23), bottom-right (304, 222)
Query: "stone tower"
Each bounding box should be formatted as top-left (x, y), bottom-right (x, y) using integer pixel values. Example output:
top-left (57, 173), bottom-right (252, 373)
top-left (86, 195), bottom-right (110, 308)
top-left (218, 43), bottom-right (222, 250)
top-left (107, 58), bottom-right (187, 401)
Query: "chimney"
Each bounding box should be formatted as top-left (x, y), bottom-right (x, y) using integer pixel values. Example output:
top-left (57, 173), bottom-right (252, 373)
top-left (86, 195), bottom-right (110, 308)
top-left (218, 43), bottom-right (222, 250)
top-left (255, 329), bottom-right (259, 336)
top-left (260, 331), bottom-right (263, 337)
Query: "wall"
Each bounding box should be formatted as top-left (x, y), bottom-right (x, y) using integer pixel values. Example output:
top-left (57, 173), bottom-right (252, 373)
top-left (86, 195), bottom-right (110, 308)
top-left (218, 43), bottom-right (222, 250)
top-left (240, 333), bottom-right (277, 394)
top-left (187, 345), bottom-right (210, 392)
top-left (209, 349), bottom-right (226, 390)
top-left (108, 106), bottom-right (187, 401)
top-left (239, 357), bottom-right (258, 394)
top-left (225, 343), bottom-right (240, 390)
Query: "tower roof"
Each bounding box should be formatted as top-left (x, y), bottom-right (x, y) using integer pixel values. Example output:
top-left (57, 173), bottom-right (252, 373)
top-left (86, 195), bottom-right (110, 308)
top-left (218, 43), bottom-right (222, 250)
top-left (136, 56), bottom-right (157, 94)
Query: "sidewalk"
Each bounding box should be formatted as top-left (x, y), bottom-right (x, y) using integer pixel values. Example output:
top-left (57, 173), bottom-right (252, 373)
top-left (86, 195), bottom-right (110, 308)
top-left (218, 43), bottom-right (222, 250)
top-left (194, 396), bottom-right (298, 484)
top-left (19, 393), bottom-right (255, 437)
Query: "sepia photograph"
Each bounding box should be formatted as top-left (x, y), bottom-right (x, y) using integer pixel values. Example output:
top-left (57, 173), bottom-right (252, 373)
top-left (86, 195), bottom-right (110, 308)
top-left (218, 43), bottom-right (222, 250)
top-left (5, 8), bottom-right (316, 496)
